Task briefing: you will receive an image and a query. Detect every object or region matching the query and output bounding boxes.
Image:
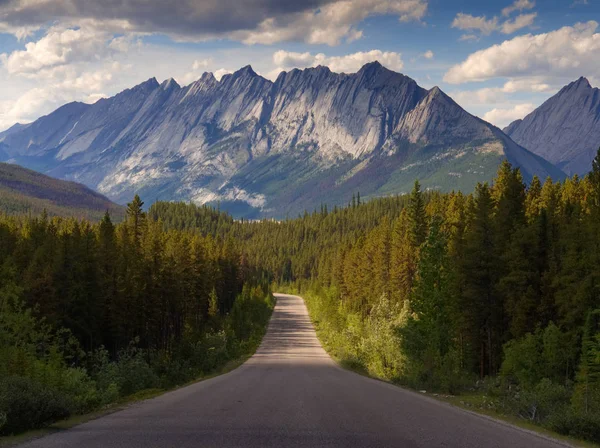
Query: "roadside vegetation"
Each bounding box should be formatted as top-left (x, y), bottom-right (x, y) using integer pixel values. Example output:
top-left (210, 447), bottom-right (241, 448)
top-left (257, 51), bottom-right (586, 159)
top-left (0, 196), bottom-right (273, 436)
top-left (151, 149), bottom-right (600, 444)
top-left (3, 150), bottom-right (600, 444)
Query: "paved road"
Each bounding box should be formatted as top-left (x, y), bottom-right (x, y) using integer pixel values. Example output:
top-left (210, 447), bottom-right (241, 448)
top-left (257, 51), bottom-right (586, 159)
top-left (20, 294), bottom-right (570, 448)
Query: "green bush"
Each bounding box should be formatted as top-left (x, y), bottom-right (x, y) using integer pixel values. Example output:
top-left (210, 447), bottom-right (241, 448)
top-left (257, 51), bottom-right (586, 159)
top-left (113, 348), bottom-right (160, 396)
top-left (0, 376), bottom-right (70, 435)
top-left (502, 379), bottom-right (570, 423)
top-left (547, 410), bottom-right (600, 443)
top-left (92, 343), bottom-right (159, 397)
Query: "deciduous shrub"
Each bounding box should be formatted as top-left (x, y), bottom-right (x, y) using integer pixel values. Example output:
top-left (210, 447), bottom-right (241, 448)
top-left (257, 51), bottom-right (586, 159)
top-left (0, 376), bottom-right (70, 435)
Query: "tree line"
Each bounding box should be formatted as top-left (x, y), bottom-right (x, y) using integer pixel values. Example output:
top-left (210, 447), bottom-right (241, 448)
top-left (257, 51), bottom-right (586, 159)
top-left (0, 195), bottom-right (273, 435)
top-left (151, 153), bottom-right (600, 442)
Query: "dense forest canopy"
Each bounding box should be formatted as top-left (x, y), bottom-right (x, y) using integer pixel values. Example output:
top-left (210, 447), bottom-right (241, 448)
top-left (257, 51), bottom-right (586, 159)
top-left (2, 151), bottom-right (600, 442)
top-left (0, 195), bottom-right (273, 435)
top-left (149, 154), bottom-right (600, 442)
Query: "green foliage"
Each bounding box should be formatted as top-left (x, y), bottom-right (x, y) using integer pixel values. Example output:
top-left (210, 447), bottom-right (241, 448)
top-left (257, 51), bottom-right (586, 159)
top-left (400, 216), bottom-right (464, 392)
top-left (0, 376), bottom-right (70, 436)
top-left (144, 160), bottom-right (600, 442)
top-left (572, 310), bottom-right (600, 415)
top-left (0, 203), bottom-right (274, 436)
top-left (547, 410), bottom-right (600, 443)
top-left (3, 157), bottom-right (600, 442)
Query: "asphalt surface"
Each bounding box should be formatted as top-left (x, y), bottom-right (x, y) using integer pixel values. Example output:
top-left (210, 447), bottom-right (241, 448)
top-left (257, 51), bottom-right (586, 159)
top-left (19, 293), bottom-right (570, 448)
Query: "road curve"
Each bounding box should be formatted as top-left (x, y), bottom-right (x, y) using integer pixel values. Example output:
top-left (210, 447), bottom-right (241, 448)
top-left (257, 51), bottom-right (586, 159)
top-left (19, 294), bottom-right (569, 448)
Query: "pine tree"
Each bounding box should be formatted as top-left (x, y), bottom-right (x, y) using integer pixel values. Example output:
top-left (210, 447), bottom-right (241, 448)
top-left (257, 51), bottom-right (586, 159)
top-left (572, 310), bottom-right (600, 414)
top-left (408, 180), bottom-right (427, 248)
top-left (97, 211), bottom-right (118, 350)
top-left (590, 147), bottom-right (600, 210)
top-left (525, 175), bottom-right (543, 221)
top-left (127, 194), bottom-right (146, 246)
top-left (462, 183), bottom-right (501, 377)
top-left (208, 286), bottom-right (219, 319)
top-left (402, 216), bottom-right (456, 387)
top-left (390, 210), bottom-right (417, 305)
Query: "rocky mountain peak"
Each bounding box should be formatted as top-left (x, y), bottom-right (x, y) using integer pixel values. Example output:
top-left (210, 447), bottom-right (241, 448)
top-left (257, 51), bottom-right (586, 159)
top-left (572, 76), bottom-right (592, 90)
top-left (0, 62), bottom-right (564, 218)
top-left (229, 65), bottom-right (261, 80)
top-left (135, 77), bottom-right (160, 91)
top-left (161, 78), bottom-right (180, 91)
top-left (200, 72), bottom-right (217, 83)
top-left (504, 77), bottom-right (600, 175)
top-left (357, 60), bottom-right (384, 73)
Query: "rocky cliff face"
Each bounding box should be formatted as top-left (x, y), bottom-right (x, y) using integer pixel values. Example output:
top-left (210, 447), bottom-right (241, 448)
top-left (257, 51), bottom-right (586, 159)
top-left (504, 77), bottom-right (600, 175)
top-left (0, 62), bottom-right (563, 218)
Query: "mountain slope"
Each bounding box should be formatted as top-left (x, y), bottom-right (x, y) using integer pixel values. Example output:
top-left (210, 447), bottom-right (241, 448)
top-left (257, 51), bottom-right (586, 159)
top-left (0, 162), bottom-right (125, 220)
top-left (0, 62), bottom-right (564, 218)
top-left (504, 77), bottom-right (600, 175)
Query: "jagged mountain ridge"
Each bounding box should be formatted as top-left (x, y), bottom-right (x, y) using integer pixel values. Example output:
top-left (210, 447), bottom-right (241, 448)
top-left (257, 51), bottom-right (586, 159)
top-left (504, 77), bottom-right (600, 176)
top-left (0, 62), bottom-right (563, 218)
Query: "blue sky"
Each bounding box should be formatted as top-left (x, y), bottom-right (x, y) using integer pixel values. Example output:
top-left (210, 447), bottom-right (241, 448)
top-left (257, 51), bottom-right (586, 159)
top-left (0, 0), bottom-right (598, 130)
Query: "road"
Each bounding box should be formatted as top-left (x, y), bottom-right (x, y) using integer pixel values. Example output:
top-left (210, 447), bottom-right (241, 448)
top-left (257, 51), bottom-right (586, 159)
top-left (20, 293), bottom-right (570, 448)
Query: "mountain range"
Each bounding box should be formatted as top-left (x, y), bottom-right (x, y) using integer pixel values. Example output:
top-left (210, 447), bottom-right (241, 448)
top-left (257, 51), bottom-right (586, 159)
top-left (504, 77), bottom-right (600, 176)
top-left (0, 162), bottom-right (124, 220)
top-left (0, 62), bottom-right (571, 218)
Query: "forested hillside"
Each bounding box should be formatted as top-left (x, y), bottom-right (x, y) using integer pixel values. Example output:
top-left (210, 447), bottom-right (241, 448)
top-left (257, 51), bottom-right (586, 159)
top-left (3, 151), bottom-right (600, 441)
top-left (0, 195), bottom-right (273, 436)
top-left (150, 152), bottom-right (600, 443)
top-left (0, 162), bottom-right (125, 221)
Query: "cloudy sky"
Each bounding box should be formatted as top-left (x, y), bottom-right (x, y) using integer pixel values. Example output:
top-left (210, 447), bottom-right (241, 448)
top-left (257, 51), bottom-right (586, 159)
top-left (0, 0), bottom-right (598, 131)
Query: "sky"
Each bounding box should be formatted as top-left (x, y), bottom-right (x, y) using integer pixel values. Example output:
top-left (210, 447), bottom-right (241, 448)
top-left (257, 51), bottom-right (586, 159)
top-left (0, 0), bottom-right (598, 131)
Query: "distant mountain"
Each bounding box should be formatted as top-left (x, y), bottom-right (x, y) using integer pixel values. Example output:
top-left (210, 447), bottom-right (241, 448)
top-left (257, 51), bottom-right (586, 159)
top-left (0, 62), bottom-right (563, 218)
top-left (0, 162), bottom-right (125, 221)
top-left (504, 77), bottom-right (600, 176)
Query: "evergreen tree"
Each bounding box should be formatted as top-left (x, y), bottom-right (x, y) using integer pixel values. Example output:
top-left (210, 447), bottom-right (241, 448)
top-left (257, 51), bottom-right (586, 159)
top-left (590, 147), bottom-right (600, 210)
top-left (390, 210), bottom-right (417, 305)
top-left (127, 194), bottom-right (146, 246)
top-left (402, 216), bottom-right (457, 388)
top-left (462, 183), bottom-right (500, 377)
top-left (408, 180), bottom-right (427, 248)
top-left (572, 310), bottom-right (600, 414)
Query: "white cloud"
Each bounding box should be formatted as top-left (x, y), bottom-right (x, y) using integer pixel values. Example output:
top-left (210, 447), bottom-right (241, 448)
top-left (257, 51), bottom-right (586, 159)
top-left (0, 0), bottom-right (427, 46)
top-left (459, 34), bottom-right (479, 42)
top-left (0, 23), bottom-right (40, 40)
top-left (452, 13), bottom-right (498, 36)
top-left (270, 49), bottom-right (404, 78)
top-left (422, 50), bottom-right (434, 59)
top-left (501, 78), bottom-right (553, 93)
top-left (213, 68), bottom-right (233, 81)
top-left (452, 0), bottom-right (536, 39)
top-left (0, 26), bottom-right (136, 129)
top-left (273, 50), bottom-right (315, 68)
top-left (444, 21), bottom-right (600, 84)
top-left (501, 13), bottom-right (537, 34)
top-left (1, 27), bottom-right (130, 76)
top-left (236, 0), bottom-right (427, 46)
top-left (192, 58), bottom-right (213, 71)
top-left (502, 0), bottom-right (535, 17)
top-left (482, 103), bottom-right (535, 127)
top-left (0, 65), bottom-right (122, 129)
